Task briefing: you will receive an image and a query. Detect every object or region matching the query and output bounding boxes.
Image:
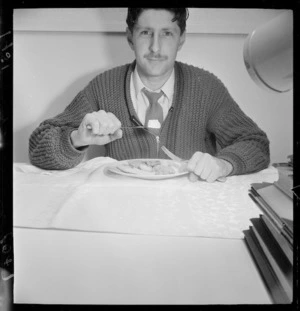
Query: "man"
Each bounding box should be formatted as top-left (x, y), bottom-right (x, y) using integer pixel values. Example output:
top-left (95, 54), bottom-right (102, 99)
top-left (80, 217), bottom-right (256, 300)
top-left (29, 8), bottom-right (270, 182)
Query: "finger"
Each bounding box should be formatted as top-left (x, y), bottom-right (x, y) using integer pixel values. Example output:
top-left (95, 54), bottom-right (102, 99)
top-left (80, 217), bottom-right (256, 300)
top-left (206, 171), bottom-right (219, 183)
top-left (83, 112), bottom-right (100, 134)
top-left (107, 112), bottom-right (122, 131)
top-left (91, 110), bottom-right (109, 135)
top-left (99, 113), bottom-right (121, 136)
top-left (188, 172), bottom-right (198, 182)
top-left (187, 151), bottom-right (204, 172)
top-left (99, 120), bottom-right (115, 136)
top-left (85, 124), bottom-right (92, 131)
top-left (199, 156), bottom-right (213, 180)
top-left (98, 112), bottom-right (120, 135)
top-left (193, 157), bottom-right (207, 178)
top-left (98, 128), bottom-right (123, 144)
top-left (110, 128), bottom-right (123, 141)
top-left (87, 120), bottom-right (100, 135)
top-left (92, 129), bottom-right (122, 145)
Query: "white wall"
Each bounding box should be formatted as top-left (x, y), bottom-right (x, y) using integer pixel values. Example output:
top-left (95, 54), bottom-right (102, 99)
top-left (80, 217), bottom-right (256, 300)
top-left (13, 8), bottom-right (293, 164)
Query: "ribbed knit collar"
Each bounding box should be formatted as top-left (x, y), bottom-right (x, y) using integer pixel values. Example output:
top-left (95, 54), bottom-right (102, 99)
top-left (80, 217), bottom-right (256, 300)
top-left (124, 60), bottom-right (183, 126)
top-left (131, 65), bottom-right (175, 101)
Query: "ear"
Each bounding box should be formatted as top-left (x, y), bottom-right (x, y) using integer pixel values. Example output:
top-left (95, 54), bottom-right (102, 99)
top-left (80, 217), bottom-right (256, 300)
top-left (126, 27), bottom-right (134, 50)
top-left (177, 31), bottom-right (186, 51)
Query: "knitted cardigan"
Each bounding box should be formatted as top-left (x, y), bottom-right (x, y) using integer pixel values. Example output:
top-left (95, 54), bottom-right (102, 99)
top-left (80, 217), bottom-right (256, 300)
top-left (29, 61), bottom-right (270, 174)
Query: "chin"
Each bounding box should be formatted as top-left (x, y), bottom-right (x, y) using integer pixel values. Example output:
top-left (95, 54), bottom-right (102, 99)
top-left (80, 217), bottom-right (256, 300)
top-left (145, 65), bottom-right (170, 77)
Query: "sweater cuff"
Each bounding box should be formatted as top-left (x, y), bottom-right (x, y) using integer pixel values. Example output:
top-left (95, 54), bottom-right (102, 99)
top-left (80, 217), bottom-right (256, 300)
top-left (216, 152), bottom-right (246, 176)
top-left (61, 127), bottom-right (88, 158)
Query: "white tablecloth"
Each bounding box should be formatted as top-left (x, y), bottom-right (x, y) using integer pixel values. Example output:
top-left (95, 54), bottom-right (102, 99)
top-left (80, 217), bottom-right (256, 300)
top-left (14, 157), bottom-right (278, 239)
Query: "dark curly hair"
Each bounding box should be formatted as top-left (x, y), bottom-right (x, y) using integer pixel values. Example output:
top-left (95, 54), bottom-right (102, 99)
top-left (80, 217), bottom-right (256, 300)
top-left (126, 8), bottom-right (189, 35)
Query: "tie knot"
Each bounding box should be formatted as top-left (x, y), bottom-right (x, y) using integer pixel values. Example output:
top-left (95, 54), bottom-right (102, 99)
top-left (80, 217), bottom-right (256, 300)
top-left (142, 88), bottom-right (163, 105)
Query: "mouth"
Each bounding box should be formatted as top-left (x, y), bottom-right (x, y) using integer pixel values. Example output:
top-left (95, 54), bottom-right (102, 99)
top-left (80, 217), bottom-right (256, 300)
top-left (147, 58), bottom-right (163, 62)
top-left (145, 56), bottom-right (167, 62)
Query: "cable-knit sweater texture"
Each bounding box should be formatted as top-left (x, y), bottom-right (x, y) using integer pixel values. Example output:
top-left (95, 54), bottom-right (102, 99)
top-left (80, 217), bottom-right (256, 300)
top-left (29, 61), bottom-right (270, 174)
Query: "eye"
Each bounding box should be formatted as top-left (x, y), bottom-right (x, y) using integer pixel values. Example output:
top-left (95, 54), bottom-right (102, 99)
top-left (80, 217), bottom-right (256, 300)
top-left (140, 30), bottom-right (152, 36)
top-left (162, 31), bottom-right (173, 37)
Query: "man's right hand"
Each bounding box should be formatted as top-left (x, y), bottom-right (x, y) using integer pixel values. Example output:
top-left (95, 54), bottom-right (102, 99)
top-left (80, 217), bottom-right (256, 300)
top-left (70, 110), bottom-right (123, 148)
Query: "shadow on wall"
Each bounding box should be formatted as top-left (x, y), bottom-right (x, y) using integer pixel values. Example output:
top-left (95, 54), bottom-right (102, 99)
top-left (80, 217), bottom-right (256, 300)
top-left (14, 68), bottom-right (114, 164)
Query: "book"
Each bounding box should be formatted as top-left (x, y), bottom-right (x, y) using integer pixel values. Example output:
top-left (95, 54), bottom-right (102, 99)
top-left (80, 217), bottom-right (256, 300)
top-left (243, 229), bottom-right (291, 304)
top-left (250, 218), bottom-right (293, 302)
top-left (249, 190), bottom-right (294, 247)
top-left (260, 214), bottom-right (293, 265)
top-left (282, 218), bottom-right (293, 238)
top-left (274, 169), bottom-right (293, 200)
top-left (250, 183), bottom-right (293, 238)
top-left (256, 184), bottom-right (293, 222)
top-left (249, 191), bottom-right (287, 236)
top-left (246, 168), bottom-right (294, 304)
top-left (272, 158), bottom-right (294, 199)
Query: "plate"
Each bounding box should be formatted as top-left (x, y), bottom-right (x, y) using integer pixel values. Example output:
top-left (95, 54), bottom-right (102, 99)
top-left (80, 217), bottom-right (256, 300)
top-left (106, 158), bottom-right (189, 180)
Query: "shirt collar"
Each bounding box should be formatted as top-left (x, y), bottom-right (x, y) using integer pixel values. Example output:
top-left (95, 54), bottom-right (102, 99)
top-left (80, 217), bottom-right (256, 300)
top-left (132, 66), bottom-right (175, 101)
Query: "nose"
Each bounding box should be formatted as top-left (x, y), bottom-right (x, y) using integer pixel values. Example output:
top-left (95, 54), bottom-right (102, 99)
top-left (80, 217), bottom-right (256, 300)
top-left (150, 33), bottom-right (160, 53)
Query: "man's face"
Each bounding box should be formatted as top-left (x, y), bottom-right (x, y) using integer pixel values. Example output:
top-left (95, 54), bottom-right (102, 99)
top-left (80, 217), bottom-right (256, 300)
top-left (127, 9), bottom-right (186, 81)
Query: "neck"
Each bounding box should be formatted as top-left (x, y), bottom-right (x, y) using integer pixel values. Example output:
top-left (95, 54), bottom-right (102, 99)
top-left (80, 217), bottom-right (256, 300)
top-left (137, 67), bottom-right (173, 91)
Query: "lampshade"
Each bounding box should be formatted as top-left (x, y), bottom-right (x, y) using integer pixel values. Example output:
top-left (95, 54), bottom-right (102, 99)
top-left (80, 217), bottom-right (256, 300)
top-left (243, 11), bottom-right (293, 93)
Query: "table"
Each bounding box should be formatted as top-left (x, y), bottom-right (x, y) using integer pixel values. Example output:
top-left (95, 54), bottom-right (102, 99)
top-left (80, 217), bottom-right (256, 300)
top-left (13, 158), bottom-right (278, 304)
top-left (14, 228), bottom-right (273, 304)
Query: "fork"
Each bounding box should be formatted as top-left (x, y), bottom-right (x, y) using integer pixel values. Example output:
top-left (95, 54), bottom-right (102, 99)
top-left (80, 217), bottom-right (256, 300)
top-left (161, 145), bottom-right (227, 182)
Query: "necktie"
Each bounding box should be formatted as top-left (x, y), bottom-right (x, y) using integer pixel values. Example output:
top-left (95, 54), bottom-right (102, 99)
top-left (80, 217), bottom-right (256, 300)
top-left (142, 88), bottom-right (164, 135)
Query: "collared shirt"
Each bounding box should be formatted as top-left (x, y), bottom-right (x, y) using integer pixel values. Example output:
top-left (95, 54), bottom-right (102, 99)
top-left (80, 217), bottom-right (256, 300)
top-left (130, 66), bottom-right (175, 125)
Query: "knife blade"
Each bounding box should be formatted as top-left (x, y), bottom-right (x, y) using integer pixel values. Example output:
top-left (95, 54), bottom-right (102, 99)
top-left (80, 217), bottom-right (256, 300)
top-left (161, 145), bottom-right (185, 163)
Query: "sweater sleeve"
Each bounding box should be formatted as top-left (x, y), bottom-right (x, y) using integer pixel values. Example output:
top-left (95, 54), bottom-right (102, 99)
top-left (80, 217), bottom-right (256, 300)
top-left (207, 78), bottom-right (270, 176)
top-left (29, 90), bottom-right (97, 170)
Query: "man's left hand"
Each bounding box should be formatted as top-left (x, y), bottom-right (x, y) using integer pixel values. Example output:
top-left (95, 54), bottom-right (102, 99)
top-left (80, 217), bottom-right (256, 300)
top-left (187, 151), bottom-right (233, 183)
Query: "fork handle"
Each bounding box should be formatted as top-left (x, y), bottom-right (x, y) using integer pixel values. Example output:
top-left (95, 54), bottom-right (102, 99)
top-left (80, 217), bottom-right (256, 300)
top-left (86, 125), bottom-right (144, 131)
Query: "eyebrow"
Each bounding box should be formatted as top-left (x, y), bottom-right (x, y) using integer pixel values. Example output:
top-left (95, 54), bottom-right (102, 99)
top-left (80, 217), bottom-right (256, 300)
top-left (135, 25), bottom-right (177, 32)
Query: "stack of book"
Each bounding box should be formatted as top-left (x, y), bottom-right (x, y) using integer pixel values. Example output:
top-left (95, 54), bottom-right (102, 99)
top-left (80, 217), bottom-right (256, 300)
top-left (244, 163), bottom-right (293, 304)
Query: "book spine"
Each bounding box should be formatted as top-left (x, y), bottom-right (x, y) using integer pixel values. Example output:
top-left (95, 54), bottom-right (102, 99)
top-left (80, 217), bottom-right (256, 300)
top-left (250, 221), bottom-right (293, 301)
top-left (243, 229), bottom-right (291, 304)
top-left (260, 215), bottom-right (293, 265)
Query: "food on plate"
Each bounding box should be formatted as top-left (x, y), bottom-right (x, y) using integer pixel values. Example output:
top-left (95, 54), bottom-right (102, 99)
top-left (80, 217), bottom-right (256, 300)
top-left (117, 164), bottom-right (146, 175)
top-left (115, 159), bottom-right (185, 175)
